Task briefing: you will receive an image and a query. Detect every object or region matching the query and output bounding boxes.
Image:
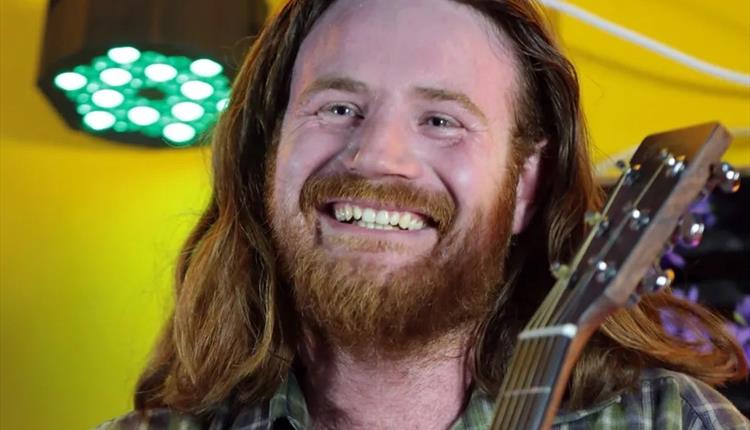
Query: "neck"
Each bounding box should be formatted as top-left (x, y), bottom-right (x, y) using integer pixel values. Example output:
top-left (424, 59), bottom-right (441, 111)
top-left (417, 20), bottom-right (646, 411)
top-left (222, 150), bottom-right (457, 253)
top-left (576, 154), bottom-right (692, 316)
top-left (298, 332), bottom-right (474, 430)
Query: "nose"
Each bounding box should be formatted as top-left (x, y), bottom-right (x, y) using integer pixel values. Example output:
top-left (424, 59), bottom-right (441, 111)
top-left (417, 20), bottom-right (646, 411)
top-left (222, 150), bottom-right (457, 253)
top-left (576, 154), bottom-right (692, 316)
top-left (342, 113), bottom-right (423, 179)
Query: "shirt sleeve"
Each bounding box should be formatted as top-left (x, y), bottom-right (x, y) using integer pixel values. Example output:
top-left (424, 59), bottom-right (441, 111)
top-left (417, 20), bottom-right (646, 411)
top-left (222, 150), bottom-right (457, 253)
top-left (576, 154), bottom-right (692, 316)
top-left (672, 372), bottom-right (750, 430)
top-left (91, 409), bottom-right (206, 430)
top-left (552, 368), bottom-right (749, 430)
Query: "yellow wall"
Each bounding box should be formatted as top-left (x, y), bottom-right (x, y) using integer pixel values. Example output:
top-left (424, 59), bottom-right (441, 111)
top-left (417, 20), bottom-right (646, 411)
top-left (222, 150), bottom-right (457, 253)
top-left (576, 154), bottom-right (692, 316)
top-left (555, 0), bottom-right (750, 175)
top-left (0, 1), bottom-right (747, 429)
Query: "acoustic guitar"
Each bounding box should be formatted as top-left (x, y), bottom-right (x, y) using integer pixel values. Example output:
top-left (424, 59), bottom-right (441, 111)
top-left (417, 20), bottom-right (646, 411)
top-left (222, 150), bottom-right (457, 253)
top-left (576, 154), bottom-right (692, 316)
top-left (490, 122), bottom-right (741, 430)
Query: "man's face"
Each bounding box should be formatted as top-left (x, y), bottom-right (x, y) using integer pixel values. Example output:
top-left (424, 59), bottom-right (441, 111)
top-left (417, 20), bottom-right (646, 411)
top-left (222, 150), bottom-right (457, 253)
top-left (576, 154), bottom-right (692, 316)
top-left (267, 0), bottom-right (524, 356)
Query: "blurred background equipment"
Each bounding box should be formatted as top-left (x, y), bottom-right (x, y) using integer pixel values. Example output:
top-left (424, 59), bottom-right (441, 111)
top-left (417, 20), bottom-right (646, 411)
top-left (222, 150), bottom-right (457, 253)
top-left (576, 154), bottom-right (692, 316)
top-left (36, 0), bottom-right (267, 147)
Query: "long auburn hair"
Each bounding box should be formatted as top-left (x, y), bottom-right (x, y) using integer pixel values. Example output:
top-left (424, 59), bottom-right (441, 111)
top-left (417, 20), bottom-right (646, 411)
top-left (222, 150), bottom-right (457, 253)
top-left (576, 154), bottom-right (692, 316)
top-left (134, 0), bottom-right (747, 415)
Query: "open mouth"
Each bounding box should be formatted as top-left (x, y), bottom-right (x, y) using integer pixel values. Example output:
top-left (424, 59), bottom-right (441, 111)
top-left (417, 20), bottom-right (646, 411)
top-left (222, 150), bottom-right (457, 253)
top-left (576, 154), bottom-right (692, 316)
top-left (326, 202), bottom-right (434, 231)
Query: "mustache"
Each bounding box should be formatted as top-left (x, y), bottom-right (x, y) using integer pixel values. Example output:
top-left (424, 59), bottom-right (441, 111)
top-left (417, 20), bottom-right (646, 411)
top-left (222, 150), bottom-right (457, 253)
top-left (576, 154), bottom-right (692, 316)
top-left (299, 173), bottom-right (456, 235)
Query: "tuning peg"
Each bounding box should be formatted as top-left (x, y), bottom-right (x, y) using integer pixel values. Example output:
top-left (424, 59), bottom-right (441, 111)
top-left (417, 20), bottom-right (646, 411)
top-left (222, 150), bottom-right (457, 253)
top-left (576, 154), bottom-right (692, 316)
top-left (584, 210), bottom-right (610, 235)
top-left (659, 149), bottom-right (686, 177)
top-left (665, 154), bottom-right (686, 177)
top-left (550, 262), bottom-right (571, 280)
top-left (584, 210), bottom-right (603, 226)
top-left (640, 267), bottom-right (675, 294)
top-left (625, 293), bottom-right (641, 308)
top-left (675, 213), bottom-right (705, 248)
top-left (616, 160), bottom-right (640, 185)
top-left (628, 208), bottom-right (650, 230)
top-left (594, 260), bottom-right (617, 283)
top-left (711, 162), bottom-right (740, 193)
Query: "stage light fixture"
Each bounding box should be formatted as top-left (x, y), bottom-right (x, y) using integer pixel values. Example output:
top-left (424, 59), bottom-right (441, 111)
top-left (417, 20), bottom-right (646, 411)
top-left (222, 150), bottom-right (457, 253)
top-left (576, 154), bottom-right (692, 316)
top-left (37, 0), bottom-right (267, 148)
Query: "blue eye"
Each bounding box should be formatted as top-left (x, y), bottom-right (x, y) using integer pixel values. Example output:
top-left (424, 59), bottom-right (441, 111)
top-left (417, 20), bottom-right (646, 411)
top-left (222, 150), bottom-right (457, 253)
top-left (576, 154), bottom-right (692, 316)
top-left (428, 116), bottom-right (450, 127)
top-left (329, 104), bottom-right (356, 117)
top-left (321, 103), bottom-right (362, 118)
top-left (424, 115), bottom-right (460, 128)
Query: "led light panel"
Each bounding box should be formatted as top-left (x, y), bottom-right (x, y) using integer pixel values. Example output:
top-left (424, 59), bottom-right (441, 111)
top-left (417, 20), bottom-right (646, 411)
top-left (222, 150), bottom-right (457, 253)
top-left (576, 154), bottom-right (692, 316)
top-left (52, 46), bottom-right (230, 147)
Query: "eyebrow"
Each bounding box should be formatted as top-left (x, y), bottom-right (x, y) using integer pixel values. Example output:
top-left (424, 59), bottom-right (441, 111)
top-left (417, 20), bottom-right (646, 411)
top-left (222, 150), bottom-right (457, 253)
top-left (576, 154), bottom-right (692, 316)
top-left (299, 76), bottom-right (370, 102)
top-left (413, 86), bottom-right (488, 125)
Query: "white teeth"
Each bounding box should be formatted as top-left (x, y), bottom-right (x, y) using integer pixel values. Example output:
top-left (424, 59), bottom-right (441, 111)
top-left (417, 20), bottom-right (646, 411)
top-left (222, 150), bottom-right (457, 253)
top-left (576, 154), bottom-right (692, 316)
top-left (333, 203), bottom-right (428, 231)
top-left (335, 207), bottom-right (346, 221)
top-left (362, 208), bottom-right (376, 223)
top-left (375, 210), bottom-right (389, 225)
top-left (398, 213), bottom-right (412, 229)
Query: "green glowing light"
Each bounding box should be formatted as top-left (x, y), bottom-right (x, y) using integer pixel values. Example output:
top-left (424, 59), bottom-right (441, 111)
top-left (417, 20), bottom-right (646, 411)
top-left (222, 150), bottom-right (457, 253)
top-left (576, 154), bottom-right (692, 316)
top-left (127, 106), bottom-right (160, 126)
top-left (114, 121), bottom-right (128, 132)
top-left (54, 72), bottom-right (87, 91)
top-left (100, 68), bottom-right (132, 86)
top-left (171, 101), bottom-right (204, 122)
top-left (180, 80), bottom-right (214, 100)
top-left (144, 63), bottom-right (177, 82)
top-left (190, 59), bottom-right (223, 78)
top-left (76, 104), bottom-right (93, 115)
top-left (107, 47), bottom-right (141, 64)
top-left (216, 98), bottom-right (229, 112)
top-left (91, 89), bottom-right (124, 108)
top-left (163, 123), bottom-right (196, 143)
top-left (83, 111), bottom-right (116, 130)
top-left (53, 47), bottom-right (233, 146)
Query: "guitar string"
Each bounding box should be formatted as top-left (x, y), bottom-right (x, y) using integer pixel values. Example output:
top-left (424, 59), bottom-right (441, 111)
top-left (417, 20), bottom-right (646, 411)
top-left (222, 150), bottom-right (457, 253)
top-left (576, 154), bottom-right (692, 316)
top-left (492, 160), bottom-right (661, 429)
top-left (495, 281), bottom-right (567, 426)
top-left (511, 288), bottom-right (564, 428)
top-left (516, 159), bottom-right (665, 430)
top-left (494, 171), bottom-right (631, 428)
top-left (509, 159), bottom-right (666, 429)
top-left (546, 158), bottom-right (664, 329)
top-left (546, 158), bottom-right (666, 340)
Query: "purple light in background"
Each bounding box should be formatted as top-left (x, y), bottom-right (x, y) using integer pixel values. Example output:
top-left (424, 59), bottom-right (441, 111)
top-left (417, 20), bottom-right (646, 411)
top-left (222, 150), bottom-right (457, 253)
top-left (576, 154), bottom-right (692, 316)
top-left (661, 287), bottom-right (750, 366)
top-left (728, 296), bottom-right (750, 366)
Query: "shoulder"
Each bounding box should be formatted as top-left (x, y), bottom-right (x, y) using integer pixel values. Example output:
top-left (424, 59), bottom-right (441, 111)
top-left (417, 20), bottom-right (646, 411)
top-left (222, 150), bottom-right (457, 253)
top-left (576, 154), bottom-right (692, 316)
top-left (92, 408), bottom-right (203, 430)
top-left (92, 402), bottom-right (269, 430)
top-left (638, 368), bottom-right (748, 429)
top-left (554, 368), bottom-right (749, 430)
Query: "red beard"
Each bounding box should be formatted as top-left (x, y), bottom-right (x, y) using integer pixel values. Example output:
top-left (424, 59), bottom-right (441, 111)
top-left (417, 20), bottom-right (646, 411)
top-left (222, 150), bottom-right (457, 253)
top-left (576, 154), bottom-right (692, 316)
top-left (268, 173), bottom-right (516, 360)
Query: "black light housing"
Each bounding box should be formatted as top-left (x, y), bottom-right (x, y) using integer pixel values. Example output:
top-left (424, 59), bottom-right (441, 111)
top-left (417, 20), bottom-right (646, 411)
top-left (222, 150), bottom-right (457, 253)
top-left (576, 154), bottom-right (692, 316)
top-left (37, 0), bottom-right (267, 147)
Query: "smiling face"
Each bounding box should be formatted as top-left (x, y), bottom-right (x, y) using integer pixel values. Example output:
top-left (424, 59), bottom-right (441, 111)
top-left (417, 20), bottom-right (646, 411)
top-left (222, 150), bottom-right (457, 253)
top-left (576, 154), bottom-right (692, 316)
top-left (267, 0), bottom-right (527, 356)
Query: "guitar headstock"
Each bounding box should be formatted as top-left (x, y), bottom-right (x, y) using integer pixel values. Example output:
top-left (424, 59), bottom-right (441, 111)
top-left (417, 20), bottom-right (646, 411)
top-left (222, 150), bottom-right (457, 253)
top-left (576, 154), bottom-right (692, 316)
top-left (556, 122), bottom-right (738, 329)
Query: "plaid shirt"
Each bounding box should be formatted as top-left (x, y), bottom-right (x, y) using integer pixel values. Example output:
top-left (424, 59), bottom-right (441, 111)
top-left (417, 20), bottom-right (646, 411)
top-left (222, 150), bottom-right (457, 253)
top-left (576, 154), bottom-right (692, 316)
top-left (95, 368), bottom-right (749, 429)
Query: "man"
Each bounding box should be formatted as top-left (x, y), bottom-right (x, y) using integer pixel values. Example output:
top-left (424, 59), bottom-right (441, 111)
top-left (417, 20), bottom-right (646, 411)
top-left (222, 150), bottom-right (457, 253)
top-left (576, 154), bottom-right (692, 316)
top-left (98, 0), bottom-right (748, 428)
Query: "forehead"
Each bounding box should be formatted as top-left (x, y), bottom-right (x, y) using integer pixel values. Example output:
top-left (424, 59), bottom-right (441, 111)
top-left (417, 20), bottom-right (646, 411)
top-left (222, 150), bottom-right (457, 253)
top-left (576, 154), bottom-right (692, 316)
top-left (290, 0), bottom-right (520, 113)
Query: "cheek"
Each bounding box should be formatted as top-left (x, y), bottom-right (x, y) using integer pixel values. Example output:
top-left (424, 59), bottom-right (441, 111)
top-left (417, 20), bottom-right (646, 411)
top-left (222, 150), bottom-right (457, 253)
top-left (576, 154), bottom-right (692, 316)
top-left (273, 124), bottom-right (349, 210)
top-left (452, 167), bottom-right (474, 190)
top-left (425, 139), bottom-right (508, 216)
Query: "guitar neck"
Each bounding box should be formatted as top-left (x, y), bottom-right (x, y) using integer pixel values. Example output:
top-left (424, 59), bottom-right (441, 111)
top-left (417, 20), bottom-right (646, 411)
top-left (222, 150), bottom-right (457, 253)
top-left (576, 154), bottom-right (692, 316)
top-left (490, 331), bottom-right (576, 429)
top-left (490, 275), bottom-right (610, 429)
top-left (488, 123), bottom-right (734, 430)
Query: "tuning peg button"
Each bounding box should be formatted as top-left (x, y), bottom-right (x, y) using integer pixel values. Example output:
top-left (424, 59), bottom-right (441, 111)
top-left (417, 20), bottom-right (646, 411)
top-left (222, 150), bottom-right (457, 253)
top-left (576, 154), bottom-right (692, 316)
top-left (626, 293), bottom-right (641, 308)
top-left (712, 162), bottom-right (740, 193)
top-left (629, 208), bottom-right (650, 230)
top-left (665, 155), bottom-right (686, 177)
top-left (676, 213), bottom-right (705, 248)
top-left (641, 268), bottom-right (675, 293)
